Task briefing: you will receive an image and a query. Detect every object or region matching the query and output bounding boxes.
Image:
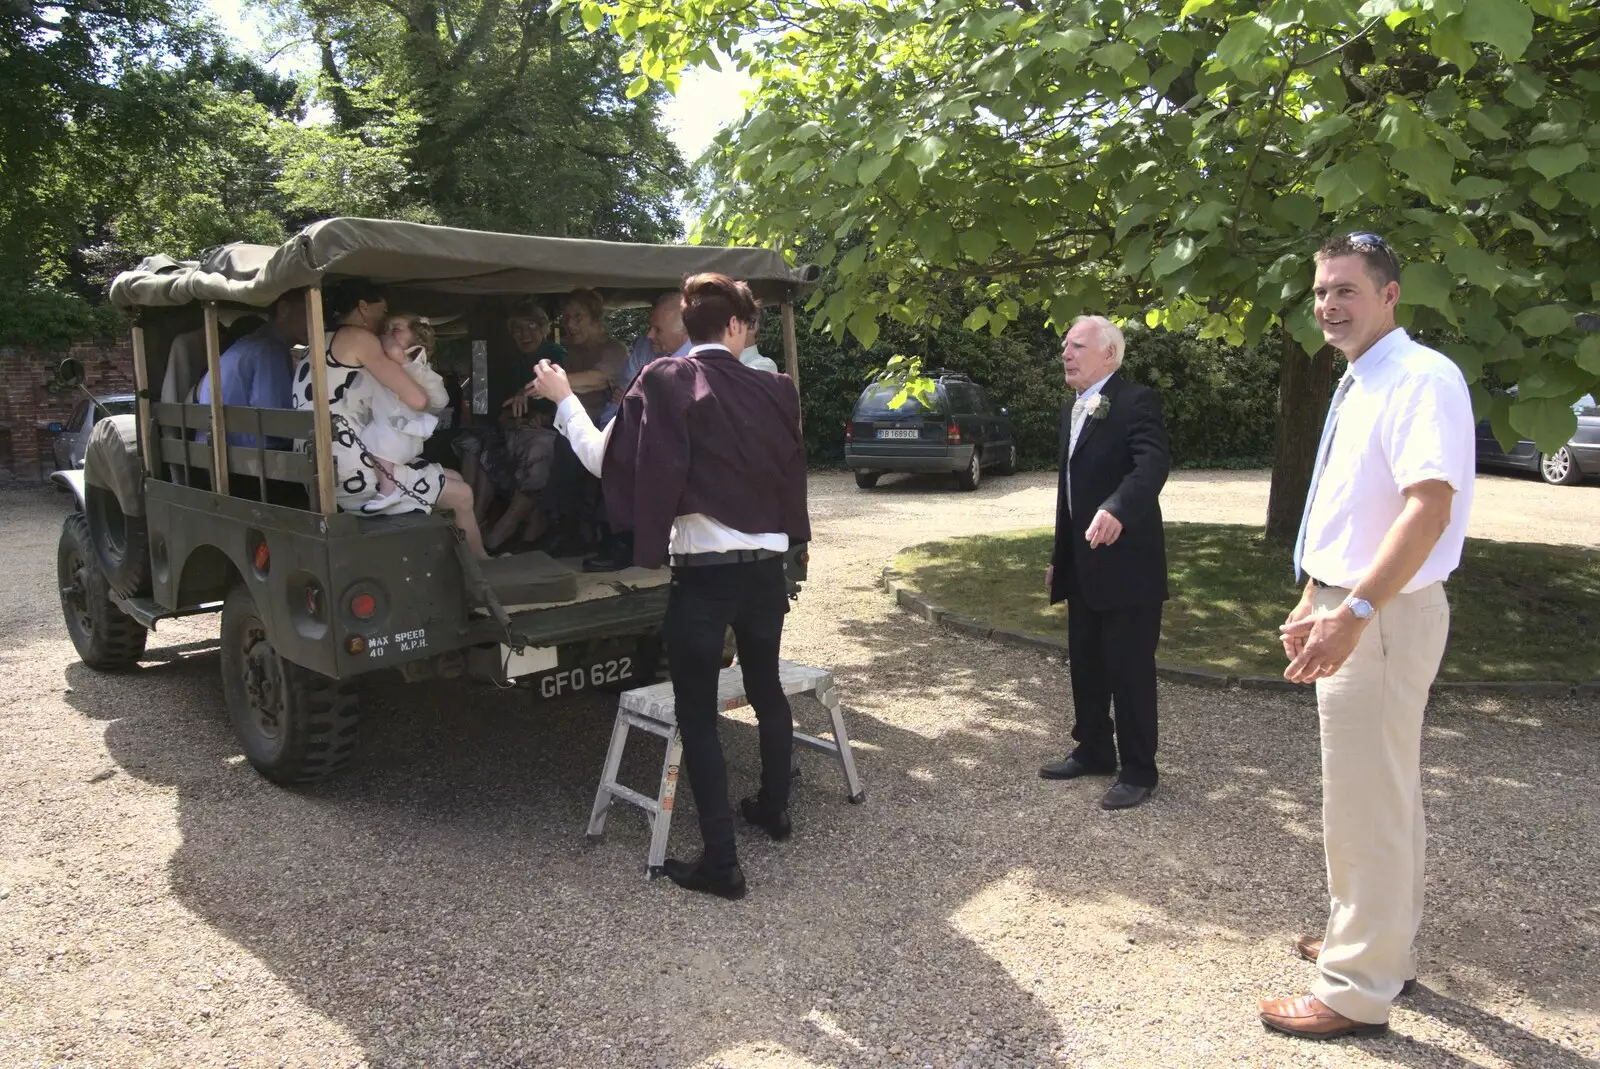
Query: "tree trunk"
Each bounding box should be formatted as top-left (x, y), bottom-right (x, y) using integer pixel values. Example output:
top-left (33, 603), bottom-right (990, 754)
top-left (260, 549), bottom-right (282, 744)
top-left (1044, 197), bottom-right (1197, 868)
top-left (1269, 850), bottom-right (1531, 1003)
top-left (1263, 333), bottom-right (1337, 544)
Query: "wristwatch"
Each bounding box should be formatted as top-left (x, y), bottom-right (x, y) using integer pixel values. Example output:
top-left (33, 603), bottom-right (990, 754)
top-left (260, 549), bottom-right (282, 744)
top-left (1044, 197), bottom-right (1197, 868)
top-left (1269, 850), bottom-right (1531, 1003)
top-left (1342, 595), bottom-right (1376, 620)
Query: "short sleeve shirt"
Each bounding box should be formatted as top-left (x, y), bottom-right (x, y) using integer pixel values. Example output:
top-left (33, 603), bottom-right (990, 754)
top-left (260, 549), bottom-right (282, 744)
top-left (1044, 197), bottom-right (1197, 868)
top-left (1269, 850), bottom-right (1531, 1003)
top-left (1300, 328), bottom-right (1476, 591)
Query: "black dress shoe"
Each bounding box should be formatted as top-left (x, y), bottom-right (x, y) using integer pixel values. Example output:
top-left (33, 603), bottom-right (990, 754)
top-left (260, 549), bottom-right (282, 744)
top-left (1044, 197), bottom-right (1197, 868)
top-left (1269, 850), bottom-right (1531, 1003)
top-left (1100, 781), bottom-right (1155, 809)
top-left (582, 546), bottom-right (633, 572)
top-left (662, 857), bottom-right (747, 900)
top-left (739, 796), bottom-right (792, 841)
top-left (1039, 756), bottom-right (1116, 780)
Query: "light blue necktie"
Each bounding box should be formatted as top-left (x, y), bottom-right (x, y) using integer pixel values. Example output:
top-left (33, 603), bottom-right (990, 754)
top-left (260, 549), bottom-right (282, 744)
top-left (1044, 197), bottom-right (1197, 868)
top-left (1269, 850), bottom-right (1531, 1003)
top-left (1293, 374), bottom-right (1355, 582)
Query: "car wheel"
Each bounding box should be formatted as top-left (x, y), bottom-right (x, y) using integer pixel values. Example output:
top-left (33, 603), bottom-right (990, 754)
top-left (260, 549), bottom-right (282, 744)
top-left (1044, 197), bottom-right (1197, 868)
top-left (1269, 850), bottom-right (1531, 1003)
top-left (956, 448), bottom-right (982, 491)
top-left (1539, 446), bottom-right (1583, 486)
top-left (58, 512), bottom-right (148, 670)
top-left (854, 471), bottom-right (880, 489)
top-left (996, 442), bottom-right (1018, 475)
top-left (220, 582), bottom-right (361, 783)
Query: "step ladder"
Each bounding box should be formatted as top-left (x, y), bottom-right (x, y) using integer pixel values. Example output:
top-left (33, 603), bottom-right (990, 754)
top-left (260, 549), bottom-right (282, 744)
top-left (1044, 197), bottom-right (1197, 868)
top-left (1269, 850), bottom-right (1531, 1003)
top-left (586, 659), bottom-right (865, 876)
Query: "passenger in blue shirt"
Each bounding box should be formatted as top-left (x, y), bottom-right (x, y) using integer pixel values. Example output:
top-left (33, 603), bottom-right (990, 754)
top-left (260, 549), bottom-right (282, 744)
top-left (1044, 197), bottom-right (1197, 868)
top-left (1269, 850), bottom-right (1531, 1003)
top-left (196, 290), bottom-right (309, 448)
top-left (597, 291), bottom-right (691, 426)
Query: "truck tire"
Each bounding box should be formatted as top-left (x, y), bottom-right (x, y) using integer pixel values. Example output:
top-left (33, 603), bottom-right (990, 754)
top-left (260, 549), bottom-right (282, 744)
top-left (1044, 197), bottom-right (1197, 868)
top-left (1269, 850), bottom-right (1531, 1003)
top-left (58, 512), bottom-right (148, 670)
top-left (83, 415), bottom-right (150, 597)
top-left (854, 471), bottom-right (880, 489)
top-left (220, 582), bottom-right (360, 783)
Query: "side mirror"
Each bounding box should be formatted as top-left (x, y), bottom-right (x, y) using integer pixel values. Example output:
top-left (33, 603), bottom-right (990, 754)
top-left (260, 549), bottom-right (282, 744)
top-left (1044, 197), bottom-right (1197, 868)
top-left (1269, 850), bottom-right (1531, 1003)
top-left (55, 357), bottom-right (84, 389)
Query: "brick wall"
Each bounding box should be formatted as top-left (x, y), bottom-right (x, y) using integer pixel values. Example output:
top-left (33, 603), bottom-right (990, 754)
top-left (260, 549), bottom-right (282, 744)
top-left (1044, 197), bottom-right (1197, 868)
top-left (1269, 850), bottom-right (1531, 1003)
top-left (0, 338), bottom-right (136, 481)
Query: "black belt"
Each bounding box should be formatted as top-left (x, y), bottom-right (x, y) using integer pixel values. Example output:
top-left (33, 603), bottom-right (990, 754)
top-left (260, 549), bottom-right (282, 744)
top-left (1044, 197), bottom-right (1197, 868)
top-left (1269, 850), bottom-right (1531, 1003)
top-left (670, 548), bottom-right (782, 567)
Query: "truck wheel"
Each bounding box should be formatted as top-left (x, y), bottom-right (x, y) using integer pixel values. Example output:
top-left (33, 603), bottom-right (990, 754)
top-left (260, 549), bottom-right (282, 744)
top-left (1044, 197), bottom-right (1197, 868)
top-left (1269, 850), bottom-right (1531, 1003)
top-left (58, 512), bottom-right (148, 670)
top-left (220, 583), bottom-right (360, 783)
top-left (83, 415), bottom-right (150, 597)
top-left (854, 471), bottom-right (880, 489)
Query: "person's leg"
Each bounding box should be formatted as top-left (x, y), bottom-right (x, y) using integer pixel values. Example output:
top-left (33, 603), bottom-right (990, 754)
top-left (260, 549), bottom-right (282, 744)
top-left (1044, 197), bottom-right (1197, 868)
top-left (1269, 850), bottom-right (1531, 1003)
top-left (664, 567), bottom-right (742, 873)
top-left (731, 557), bottom-right (793, 813)
top-left (436, 469), bottom-right (488, 559)
top-left (1310, 582), bottom-right (1448, 1024)
top-left (1066, 601), bottom-right (1117, 771)
top-left (484, 490), bottom-right (534, 552)
top-left (1103, 602), bottom-right (1163, 787)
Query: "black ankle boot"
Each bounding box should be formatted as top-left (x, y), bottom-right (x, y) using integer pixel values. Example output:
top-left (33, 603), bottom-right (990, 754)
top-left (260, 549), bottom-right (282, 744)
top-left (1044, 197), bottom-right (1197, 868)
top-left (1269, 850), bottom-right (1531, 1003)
top-left (662, 857), bottom-right (747, 900)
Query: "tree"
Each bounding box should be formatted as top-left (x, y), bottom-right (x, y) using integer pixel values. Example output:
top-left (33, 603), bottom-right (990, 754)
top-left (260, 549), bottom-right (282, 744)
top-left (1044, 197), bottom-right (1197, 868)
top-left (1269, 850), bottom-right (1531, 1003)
top-left (256, 0), bottom-right (688, 241)
top-left (588, 0), bottom-right (1600, 535)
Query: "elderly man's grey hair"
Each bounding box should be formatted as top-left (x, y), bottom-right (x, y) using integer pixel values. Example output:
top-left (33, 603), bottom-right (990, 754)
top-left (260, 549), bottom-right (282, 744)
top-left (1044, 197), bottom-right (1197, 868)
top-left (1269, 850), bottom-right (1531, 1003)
top-left (1071, 314), bottom-right (1126, 368)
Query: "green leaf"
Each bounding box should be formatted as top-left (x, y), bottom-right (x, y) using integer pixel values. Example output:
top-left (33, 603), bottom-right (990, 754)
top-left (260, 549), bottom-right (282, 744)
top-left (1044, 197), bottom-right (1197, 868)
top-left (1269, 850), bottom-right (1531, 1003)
top-left (1181, 201), bottom-right (1228, 232)
top-left (1126, 13), bottom-right (1166, 42)
top-left (1090, 42), bottom-right (1138, 73)
top-left (1454, 176), bottom-right (1506, 199)
top-left (1441, 243), bottom-right (1510, 292)
top-left (1399, 263), bottom-right (1457, 321)
top-left (1567, 171), bottom-right (1600, 207)
top-left (1458, 0), bottom-right (1534, 61)
top-left (1430, 21), bottom-right (1477, 71)
top-left (1392, 143), bottom-right (1455, 200)
top-left (1529, 181), bottom-right (1563, 210)
top-left (1514, 304), bottom-right (1571, 337)
top-left (1576, 335), bottom-right (1600, 375)
top-left (906, 135), bottom-right (948, 174)
top-left (1286, 303), bottom-right (1326, 357)
top-left (580, 3), bottom-right (604, 32)
top-left (1303, 113), bottom-right (1354, 148)
top-left (1376, 102), bottom-right (1429, 149)
top-left (1508, 395), bottom-right (1579, 452)
top-left (963, 305), bottom-right (991, 331)
top-left (1314, 152), bottom-right (1381, 211)
top-left (1151, 236), bottom-right (1199, 278)
top-left (1525, 143), bottom-right (1589, 179)
top-left (959, 227), bottom-right (999, 263)
top-left (857, 154), bottom-right (893, 184)
top-left (1464, 109), bottom-right (1508, 141)
top-left (1180, 0), bottom-right (1217, 17)
top-left (848, 308), bottom-right (881, 350)
top-left (1271, 194), bottom-right (1320, 231)
top-left (1215, 17), bottom-right (1271, 76)
top-left (999, 211), bottom-right (1038, 255)
top-left (1115, 203), bottom-right (1157, 241)
top-left (625, 74), bottom-right (650, 99)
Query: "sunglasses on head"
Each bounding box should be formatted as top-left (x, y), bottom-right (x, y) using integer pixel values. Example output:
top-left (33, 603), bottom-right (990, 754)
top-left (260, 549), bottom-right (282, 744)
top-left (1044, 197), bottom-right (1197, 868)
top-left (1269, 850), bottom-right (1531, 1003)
top-left (1347, 231), bottom-right (1400, 273)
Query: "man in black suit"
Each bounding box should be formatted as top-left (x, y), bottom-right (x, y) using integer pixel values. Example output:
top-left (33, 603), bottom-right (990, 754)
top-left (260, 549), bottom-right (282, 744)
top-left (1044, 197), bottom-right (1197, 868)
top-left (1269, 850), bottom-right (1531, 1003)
top-left (1039, 315), bottom-right (1171, 810)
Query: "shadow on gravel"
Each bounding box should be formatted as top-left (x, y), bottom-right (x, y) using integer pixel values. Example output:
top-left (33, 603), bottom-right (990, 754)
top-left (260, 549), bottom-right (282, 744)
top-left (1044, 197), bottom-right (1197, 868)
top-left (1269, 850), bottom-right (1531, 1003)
top-left (58, 608), bottom-right (1600, 1067)
top-left (62, 636), bottom-right (1075, 1067)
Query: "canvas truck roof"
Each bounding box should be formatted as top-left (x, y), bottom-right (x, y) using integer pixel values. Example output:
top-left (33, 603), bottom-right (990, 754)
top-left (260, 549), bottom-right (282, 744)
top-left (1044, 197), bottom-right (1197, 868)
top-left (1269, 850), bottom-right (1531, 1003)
top-left (109, 217), bottom-right (821, 312)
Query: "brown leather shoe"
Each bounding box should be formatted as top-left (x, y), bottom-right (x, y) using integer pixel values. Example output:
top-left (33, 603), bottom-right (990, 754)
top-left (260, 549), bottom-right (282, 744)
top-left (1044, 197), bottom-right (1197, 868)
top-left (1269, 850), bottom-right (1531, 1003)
top-left (1293, 935), bottom-right (1417, 995)
top-left (1259, 994), bottom-right (1388, 1040)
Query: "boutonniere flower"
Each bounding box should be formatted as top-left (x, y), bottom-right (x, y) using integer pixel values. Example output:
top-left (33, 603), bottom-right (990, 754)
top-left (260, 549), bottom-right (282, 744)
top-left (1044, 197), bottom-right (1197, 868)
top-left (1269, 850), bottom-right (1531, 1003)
top-left (1086, 394), bottom-right (1111, 421)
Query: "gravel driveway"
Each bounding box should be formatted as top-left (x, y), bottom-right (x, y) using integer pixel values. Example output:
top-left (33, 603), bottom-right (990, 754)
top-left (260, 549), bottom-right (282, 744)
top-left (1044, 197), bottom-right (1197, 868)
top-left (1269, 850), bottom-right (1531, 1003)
top-left (2, 471), bottom-right (1596, 1069)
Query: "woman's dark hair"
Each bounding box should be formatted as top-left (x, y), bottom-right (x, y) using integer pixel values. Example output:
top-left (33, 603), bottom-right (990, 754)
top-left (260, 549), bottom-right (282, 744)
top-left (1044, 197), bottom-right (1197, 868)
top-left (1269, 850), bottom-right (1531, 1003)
top-left (325, 279), bottom-right (387, 322)
top-left (681, 273), bottom-right (757, 344)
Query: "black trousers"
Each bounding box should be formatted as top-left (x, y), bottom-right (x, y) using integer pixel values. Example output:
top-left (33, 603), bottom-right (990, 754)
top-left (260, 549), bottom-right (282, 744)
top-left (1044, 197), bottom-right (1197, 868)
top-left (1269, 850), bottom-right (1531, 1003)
top-left (1066, 599), bottom-right (1163, 787)
top-left (665, 556), bottom-right (792, 872)
top-left (545, 436), bottom-right (600, 518)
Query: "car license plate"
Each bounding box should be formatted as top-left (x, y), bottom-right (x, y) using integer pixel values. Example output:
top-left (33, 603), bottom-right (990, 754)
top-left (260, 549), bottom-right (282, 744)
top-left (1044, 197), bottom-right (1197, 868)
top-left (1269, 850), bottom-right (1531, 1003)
top-left (877, 428), bottom-right (918, 439)
top-left (534, 655), bottom-right (635, 699)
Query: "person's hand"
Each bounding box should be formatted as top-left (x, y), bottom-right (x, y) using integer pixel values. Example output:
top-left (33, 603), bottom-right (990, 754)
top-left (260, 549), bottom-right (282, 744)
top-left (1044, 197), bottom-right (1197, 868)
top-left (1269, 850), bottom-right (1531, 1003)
top-left (1281, 605), bottom-right (1368, 683)
top-left (507, 392), bottom-right (530, 419)
top-left (1084, 509), bottom-right (1123, 548)
top-left (1280, 598), bottom-right (1317, 661)
top-left (531, 359), bottom-right (574, 403)
top-left (1045, 564), bottom-right (1054, 592)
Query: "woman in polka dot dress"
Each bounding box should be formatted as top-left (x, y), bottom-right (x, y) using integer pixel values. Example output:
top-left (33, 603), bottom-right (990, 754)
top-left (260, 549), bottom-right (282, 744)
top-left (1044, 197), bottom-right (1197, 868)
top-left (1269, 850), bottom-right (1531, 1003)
top-left (292, 281), bottom-right (489, 558)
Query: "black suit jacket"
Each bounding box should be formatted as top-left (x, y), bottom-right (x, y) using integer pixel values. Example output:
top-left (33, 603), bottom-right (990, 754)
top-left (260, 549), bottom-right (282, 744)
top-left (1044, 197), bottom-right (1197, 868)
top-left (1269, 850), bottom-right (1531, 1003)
top-left (1049, 372), bottom-right (1171, 609)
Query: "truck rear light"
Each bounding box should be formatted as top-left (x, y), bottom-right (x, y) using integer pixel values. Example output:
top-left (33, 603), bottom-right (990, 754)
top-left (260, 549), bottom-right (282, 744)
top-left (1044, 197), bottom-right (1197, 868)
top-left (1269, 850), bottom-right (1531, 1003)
top-left (252, 540), bottom-right (270, 574)
top-left (947, 423), bottom-right (961, 444)
top-left (350, 593), bottom-right (377, 620)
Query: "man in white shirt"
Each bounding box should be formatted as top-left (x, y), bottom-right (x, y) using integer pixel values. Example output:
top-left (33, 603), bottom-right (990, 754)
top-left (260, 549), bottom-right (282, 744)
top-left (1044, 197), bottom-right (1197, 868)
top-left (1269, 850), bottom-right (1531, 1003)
top-left (739, 303), bottom-right (780, 373)
top-left (1260, 233), bottom-right (1475, 1041)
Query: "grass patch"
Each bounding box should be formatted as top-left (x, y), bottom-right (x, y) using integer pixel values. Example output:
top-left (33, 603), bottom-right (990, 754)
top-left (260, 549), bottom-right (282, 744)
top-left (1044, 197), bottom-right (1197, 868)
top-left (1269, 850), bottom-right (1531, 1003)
top-left (893, 523), bottom-right (1600, 683)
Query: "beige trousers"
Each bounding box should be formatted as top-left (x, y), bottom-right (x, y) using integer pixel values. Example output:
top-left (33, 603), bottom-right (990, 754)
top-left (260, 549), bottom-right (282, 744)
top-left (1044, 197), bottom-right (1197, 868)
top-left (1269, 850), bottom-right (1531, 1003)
top-left (1310, 580), bottom-right (1449, 1024)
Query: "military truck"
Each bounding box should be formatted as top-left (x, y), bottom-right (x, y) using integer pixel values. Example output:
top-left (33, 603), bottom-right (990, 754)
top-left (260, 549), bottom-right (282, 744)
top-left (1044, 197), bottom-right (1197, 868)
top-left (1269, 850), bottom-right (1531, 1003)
top-left (56, 218), bottom-right (818, 785)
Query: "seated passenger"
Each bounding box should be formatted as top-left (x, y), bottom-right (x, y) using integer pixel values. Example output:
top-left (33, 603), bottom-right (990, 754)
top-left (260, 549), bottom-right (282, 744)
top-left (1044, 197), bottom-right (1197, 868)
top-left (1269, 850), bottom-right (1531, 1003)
top-left (360, 313), bottom-right (452, 513)
top-left (195, 289), bottom-right (308, 447)
top-left (541, 288), bottom-right (628, 556)
top-left (597, 290), bottom-right (693, 425)
top-left (739, 303), bottom-right (781, 374)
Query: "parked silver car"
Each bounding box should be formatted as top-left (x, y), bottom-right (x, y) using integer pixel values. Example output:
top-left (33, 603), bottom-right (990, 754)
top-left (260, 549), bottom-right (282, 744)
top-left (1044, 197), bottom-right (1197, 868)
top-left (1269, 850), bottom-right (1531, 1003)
top-left (1475, 391), bottom-right (1600, 486)
top-left (50, 394), bottom-right (137, 470)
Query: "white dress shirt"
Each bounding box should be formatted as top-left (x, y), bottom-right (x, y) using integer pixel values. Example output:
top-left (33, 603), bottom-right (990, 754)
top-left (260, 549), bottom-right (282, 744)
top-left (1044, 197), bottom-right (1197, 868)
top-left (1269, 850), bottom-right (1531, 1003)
top-left (553, 374), bottom-right (789, 558)
top-left (1065, 370), bottom-right (1114, 513)
top-left (739, 345), bottom-right (780, 373)
top-left (1300, 328), bottom-right (1475, 592)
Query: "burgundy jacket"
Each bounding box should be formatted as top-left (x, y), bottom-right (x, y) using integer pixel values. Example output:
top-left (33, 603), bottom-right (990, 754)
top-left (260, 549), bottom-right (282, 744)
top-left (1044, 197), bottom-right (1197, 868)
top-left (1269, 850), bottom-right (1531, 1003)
top-left (602, 347), bottom-right (811, 569)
